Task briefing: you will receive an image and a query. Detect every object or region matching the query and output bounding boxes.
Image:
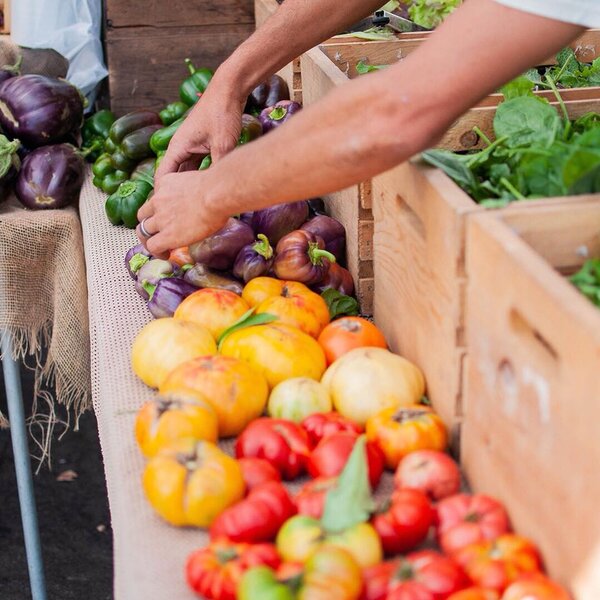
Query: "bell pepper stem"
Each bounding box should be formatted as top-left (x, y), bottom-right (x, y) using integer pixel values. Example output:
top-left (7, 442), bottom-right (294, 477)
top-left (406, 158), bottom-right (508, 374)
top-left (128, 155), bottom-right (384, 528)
top-left (268, 106), bottom-right (288, 121)
top-left (184, 57), bottom-right (196, 75)
top-left (252, 234), bottom-right (274, 260)
top-left (308, 244), bottom-right (336, 266)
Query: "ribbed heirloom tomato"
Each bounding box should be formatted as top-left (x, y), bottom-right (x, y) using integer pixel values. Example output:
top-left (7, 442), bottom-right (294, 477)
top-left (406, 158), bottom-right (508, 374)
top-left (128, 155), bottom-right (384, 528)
top-left (135, 394), bottom-right (218, 457)
top-left (301, 411), bottom-right (363, 448)
top-left (366, 404), bottom-right (448, 470)
top-left (186, 540), bottom-right (281, 600)
top-left (242, 277), bottom-right (330, 338)
top-left (436, 494), bottom-right (511, 556)
top-left (295, 477), bottom-right (337, 519)
top-left (318, 316), bottom-right (387, 365)
top-left (238, 458), bottom-right (281, 492)
top-left (453, 534), bottom-right (542, 593)
top-left (159, 354), bottom-right (269, 437)
top-left (142, 438), bottom-right (245, 527)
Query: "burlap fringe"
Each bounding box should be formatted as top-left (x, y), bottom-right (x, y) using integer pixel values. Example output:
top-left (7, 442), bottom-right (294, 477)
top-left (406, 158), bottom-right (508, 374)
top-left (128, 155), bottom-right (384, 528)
top-left (1, 323), bottom-right (89, 472)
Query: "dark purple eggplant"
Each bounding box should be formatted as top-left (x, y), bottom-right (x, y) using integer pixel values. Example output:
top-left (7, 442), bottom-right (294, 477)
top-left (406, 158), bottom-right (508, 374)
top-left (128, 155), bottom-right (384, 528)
top-left (251, 200), bottom-right (309, 245)
top-left (188, 217), bottom-right (255, 270)
top-left (0, 74), bottom-right (84, 147)
top-left (15, 144), bottom-right (84, 210)
top-left (233, 234), bottom-right (275, 283)
top-left (259, 100), bottom-right (301, 133)
top-left (125, 244), bottom-right (152, 279)
top-left (0, 134), bottom-right (21, 203)
top-left (183, 264), bottom-right (244, 294)
top-left (300, 215), bottom-right (346, 263)
top-left (147, 277), bottom-right (198, 319)
top-left (135, 259), bottom-right (177, 300)
top-left (312, 262), bottom-right (354, 296)
top-left (246, 75), bottom-right (290, 113)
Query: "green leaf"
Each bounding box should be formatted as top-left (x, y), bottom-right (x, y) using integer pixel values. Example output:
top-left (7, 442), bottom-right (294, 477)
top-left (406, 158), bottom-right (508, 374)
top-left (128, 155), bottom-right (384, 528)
top-left (216, 308), bottom-right (278, 349)
top-left (568, 162), bottom-right (600, 195)
top-left (380, 0), bottom-right (400, 11)
top-left (570, 259), bottom-right (600, 307)
top-left (337, 26), bottom-right (396, 41)
top-left (501, 76), bottom-right (536, 100)
top-left (407, 0), bottom-right (461, 29)
top-left (356, 60), bottom-right (388, 75)
top-left (421, 149), bottom-right (479, 194)
top-left (321, 436), bottom-right (376, 533)
top-left (321, 288), bottom-right (359, 319)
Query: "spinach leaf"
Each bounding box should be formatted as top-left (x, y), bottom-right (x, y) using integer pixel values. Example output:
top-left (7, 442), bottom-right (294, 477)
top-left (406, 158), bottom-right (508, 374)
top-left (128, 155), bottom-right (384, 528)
top-left (570, 259), bottom-right (600, 307)
top-left (562, 128), bottom-right (600, 187)
top-left (568, 163), bottom-right (600, 195)
top-left (421, 149), bottom-right (479, 194)
top-left (501, 75), bottom-right (536, 100)
top-left (321, 289), bottom-right (360, 319)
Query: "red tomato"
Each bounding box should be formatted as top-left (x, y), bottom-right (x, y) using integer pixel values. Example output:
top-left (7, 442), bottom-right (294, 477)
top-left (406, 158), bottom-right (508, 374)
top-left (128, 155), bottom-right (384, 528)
top-left (501, 573), bottom-right (571, 600)
top-left (436, 494), bottom-right (511, 556)
top-left (447, 588), bottom-right (499, 600)
top-left (209, 480), bottom-right (297, 544)
top-left (308, 431), bottom-right (385, 489)
top-left (372, 488), bottom-right (434, 555)
top-left (235, 418), bottom-right (311, 480)
top-left (317, 317), bottom-right (388, 365)
top-left (394, 450), bottom-right (461, 501)
top-left (362, 550), bottom-right (469, 600)
top-left (238, 457), bottom-right (281, 492)
top-left (295, 477), bottom-right (338, 519)
top-left (301, 411), bottom-right (363, 448)
top-left (453, 534), bottom-right (542, 593)
top-left (186, 540), bottom-right (280, 600)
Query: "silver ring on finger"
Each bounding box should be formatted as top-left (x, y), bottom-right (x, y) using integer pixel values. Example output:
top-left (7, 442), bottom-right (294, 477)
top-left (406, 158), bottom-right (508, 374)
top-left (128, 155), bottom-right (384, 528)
top-left (140, 218), bottom-right (153, 239)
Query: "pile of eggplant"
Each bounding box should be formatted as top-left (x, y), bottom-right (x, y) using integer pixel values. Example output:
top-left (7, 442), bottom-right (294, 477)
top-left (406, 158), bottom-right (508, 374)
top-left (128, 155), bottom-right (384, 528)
top-left (125, 199), bottom-right (354, 319)
top-left (0, 66), bottom-right (87, 209)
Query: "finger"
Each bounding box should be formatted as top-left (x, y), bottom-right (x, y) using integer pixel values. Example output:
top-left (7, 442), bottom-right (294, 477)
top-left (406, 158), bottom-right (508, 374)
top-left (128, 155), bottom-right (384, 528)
top-left (180, 155), bottom-right (202, 172)
top-left (136, 215), bottom-right (159, 241)
top-left (137, 195), bottom-right (156, 222)
top-left (146, 230), bottom-right (173, 259)
top-left (155, 146), bottom-right (192, 181)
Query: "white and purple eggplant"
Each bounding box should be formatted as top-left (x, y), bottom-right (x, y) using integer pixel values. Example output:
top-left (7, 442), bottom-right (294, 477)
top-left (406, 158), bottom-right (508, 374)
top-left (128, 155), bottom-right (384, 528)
top-left (15, 144), bottom-right (85, 210)
top-left (259, 100), bottom-right (301, 133)
top-left (251, 200), bottom-right (309, 246)
top-left (188, 217), bottom-right (255, 270)
top-left (300, 215), bottom-right (346, 263)
top-left (147, 278), bottom-right (198, 319)
top-left (0, 74), bottom-right (84, 147)
top-left (233, 234), bottom-right (275, 283)
top-left (125, 244), bottom-right (152, 279)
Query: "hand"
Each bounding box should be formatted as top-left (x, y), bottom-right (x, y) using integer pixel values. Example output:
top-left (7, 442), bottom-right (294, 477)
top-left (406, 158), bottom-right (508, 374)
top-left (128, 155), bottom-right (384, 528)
top-left (136, 170), bottom-right (229, 258)
top-left (155, 78), bottom-right (244, 180)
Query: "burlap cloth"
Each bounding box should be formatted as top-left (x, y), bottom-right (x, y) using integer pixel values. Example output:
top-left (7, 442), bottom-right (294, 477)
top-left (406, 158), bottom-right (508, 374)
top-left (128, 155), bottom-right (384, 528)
top-left (79, 173), bottom-right (394, 599)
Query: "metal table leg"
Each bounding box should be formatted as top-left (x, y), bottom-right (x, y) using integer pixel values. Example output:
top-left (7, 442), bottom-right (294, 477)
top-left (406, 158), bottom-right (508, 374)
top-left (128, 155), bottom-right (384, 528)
top-left (1, 333), bottom-right (47, 600)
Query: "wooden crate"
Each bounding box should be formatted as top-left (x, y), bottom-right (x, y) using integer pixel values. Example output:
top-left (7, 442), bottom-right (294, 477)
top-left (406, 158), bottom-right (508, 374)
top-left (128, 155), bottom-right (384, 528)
top-left (372, 156), bottom-right (600, 432)
top-left (461, 203), bottom-right (600, 598)
top-left (0, 0), bottom-right (10, 34)
top-left (104, 0), bottom-right (254, 114)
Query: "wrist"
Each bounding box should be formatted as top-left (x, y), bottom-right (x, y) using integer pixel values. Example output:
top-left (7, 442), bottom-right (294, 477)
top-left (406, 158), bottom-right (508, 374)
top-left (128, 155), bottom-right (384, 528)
top-left (212, 53), bottom-right (260, 102)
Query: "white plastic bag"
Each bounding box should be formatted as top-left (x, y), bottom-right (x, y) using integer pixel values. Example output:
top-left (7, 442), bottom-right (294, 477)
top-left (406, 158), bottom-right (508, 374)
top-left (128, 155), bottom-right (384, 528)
top-left (12, 0), bottom-right (108, 105)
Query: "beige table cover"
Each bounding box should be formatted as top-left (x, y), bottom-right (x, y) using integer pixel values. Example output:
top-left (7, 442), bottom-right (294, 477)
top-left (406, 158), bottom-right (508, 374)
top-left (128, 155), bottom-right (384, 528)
top-left (0, 195), bottom-right (90, 447)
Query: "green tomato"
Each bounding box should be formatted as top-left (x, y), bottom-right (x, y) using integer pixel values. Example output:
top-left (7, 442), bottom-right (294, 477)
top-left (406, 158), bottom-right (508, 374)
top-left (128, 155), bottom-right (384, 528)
top-left (238, 566), bottom-right (295, 600)
top-left (267, 377), bottom-right (332, 423)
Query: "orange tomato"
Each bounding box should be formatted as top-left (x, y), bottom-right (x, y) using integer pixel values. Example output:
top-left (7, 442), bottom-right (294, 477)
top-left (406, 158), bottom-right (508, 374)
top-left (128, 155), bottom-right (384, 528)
top-left (366, 404), bottom-right (447, 470)
top-left (242, 277), bottom-right (330, 338)
top-left (318, 317), bottom-right (387, 364)
top-left (220, 322), bottom-right (327, 388)
top-left (502, 573), bottom-right (571, 600)
top-left (159, 354), bottom-right (269, 437)
top-left (142, 438), bottom-right (245, 527)
top-left (175, 288), bottom-right (250, 339)
top-left (135, 394), bottom-right (219, 457)
top-left (448, 588), bottom-right (500, 600)
top-left (454, 534), bottom-right (542, 594)
top-left (169, 246), bottom-right (193, 267)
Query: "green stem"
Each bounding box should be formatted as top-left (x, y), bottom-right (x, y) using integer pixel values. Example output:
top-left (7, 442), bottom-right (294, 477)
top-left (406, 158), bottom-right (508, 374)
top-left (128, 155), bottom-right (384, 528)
top-left (545, 72), bottom-right (571, 138)
top-left (252, 234), bottom-right (274, 260)
top-left (553, 52), bottom-right (575, 83)
top-left (472, 126), bottom-right (492, 147)
top-left (500, 177), bottom-right (525, 200)
top-left (184, 58), bottom-right (196, 75)
top-left (308, 244), bottom-right (336, 266)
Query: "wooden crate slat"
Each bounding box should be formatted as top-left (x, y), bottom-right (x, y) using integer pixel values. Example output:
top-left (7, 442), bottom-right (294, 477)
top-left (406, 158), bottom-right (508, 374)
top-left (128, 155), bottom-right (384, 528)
top-left (462, 205), bottom-right (600, 597)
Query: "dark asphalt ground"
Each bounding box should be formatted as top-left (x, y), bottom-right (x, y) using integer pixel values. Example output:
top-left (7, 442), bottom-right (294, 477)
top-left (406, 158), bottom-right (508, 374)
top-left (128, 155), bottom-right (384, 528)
top-left (0, 363), bottom-right (113, 599)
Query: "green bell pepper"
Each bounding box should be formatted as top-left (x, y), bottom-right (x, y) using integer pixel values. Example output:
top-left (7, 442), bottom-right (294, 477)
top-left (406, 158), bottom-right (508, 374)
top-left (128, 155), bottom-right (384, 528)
top-left (154, 151), bottom-right (166, 171)
top-left (82, 109), bottom-right (116, 162)
top-left (179, 58), bottom-right (213, 106)
top-left (131, 157), bottom-right (156, 186)
top-left (105, 179), bottom-right (153, 228)
top-left (149, 117), bottom-right (185, 154)
top-left (159, 101), bottom-right (188, 126)
top-left (92, 154), bottom-right (130, 194)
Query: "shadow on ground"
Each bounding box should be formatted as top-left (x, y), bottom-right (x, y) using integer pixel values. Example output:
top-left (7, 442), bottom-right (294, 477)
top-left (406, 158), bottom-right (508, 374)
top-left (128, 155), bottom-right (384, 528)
top-left (0, 363), bottom-right (113, 599)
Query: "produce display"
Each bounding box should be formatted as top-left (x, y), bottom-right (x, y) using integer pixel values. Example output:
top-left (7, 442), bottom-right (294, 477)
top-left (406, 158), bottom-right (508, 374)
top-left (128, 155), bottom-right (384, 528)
top-left (570, 258), bottom-right (600, 306)
top-left (126, 242), bottom-right (571, 597)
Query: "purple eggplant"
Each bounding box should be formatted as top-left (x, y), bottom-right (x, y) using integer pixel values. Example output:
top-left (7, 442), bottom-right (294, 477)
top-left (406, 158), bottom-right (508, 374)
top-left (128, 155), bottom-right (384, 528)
top-left (135, 259), bottom-right (177, 300)
top-left (246, 75), bottom-right (290, 113)
top-left (259, 100), bottom-right (301, 133)
top-left (183, 264), bottom-right (244, 295)
top-left (0, 74), bottom-right (84, 147)
top-left (188, 217), bottom-right (255, 270)
top-left (124, 244), bottom-right (152, 279)
top-left (300, 215), bottom-right (346, 263)
top-left (251, 200), bottom-right (309, 245)
top-left (0, 135), bottom-right (21, 203)
top-left (147, 277), bottom-right (199, 319)
top-left (233, 234), bottom-right (275, 283)
top-left (239, 211), bottom-right (254, 225)
top-left (15, 144), bottom-right (84, 210)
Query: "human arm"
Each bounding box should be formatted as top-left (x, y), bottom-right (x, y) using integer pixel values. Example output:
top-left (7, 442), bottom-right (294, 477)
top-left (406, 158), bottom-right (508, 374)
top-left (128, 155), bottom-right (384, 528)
top-left (155, 0), bottom-right (386, 175)
top-left (140, 0), bottom-right (583, 256)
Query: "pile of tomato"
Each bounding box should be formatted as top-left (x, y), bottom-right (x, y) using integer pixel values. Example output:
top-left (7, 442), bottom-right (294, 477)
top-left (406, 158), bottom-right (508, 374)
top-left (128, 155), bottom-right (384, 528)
top-left (129, 276), bottom-right (571, 600)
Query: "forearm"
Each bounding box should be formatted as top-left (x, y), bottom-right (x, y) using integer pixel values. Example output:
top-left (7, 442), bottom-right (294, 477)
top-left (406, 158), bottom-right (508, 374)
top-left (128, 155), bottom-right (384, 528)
top-left (206, 0), bottom-right (584, 213)
top-left (214, 0), bottom-right (385, 98)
